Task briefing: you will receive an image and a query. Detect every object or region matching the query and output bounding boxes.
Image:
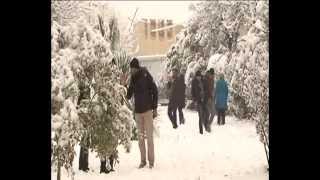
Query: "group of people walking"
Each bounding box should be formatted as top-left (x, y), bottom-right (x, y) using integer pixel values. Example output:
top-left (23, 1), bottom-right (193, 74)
top-left (77, 57), bottom-right (229, 172)
top-left (190, 68), bottom-right (229, 134)
top-left (167, 67), bottom-right (229, 134)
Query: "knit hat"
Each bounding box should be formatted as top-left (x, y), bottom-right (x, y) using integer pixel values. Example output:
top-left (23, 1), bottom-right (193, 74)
top-left (130, 58), bottom-right (140, 68)
top-left (208, 68), bottom-right (215, 75)
top-left (195, 70), bottom-right (201, 77)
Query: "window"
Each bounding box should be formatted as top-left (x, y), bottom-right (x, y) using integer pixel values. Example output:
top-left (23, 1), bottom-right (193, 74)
top-left (167, 19), bottom-right (173, 39)
top-left (143, 19), bottom-right (148, 39)
top-left (150, 19), bottom-right (156, 39)
top-left (159, 19), bottom-right (165, 39)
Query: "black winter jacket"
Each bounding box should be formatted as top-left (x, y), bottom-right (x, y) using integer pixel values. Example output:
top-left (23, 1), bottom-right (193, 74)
top-left (191, 76), bottom-right (209, 104)
top-left (127, 67), bottom-right (158, 113)
top-left (167, 75), bottom-right (186, 108)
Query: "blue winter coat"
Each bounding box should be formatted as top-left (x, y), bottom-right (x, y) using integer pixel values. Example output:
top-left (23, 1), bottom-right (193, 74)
top-left (214, 79), bottom-right (228, 110)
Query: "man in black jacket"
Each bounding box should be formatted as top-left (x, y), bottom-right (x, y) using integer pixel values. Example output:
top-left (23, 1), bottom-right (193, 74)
top-left (126, 58), bottom-right (158, 169)
top-left (191, 70), bottom-right (209, 134)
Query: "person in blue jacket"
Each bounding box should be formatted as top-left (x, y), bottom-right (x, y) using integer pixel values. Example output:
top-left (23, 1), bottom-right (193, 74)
top-left (214, 73), bottom-right (229, 125)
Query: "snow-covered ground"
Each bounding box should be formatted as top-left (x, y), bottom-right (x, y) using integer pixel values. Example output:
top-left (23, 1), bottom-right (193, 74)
top-left (52, 106), bottom-right (268, 180)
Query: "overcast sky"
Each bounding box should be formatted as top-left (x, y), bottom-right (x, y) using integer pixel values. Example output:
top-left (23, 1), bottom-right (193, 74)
top-left (108, 1), bottom-right (199, 25)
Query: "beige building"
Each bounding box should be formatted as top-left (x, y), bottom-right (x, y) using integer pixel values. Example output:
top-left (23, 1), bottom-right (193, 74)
top-left (134, 18), bottom-right (184, 56)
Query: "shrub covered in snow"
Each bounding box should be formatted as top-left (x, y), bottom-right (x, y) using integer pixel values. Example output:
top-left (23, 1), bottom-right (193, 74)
top-left (161, 0), bottom-right (269, 165)
top-left (51, 2), bottom-right (134, 179)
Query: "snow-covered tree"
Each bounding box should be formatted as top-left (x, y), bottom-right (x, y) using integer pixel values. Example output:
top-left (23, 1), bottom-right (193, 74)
top-left (51, 20), bottom-right (82, 180)
top-left (52, 2), bottom-right (134, 179)
top-left (161, 0), bottom-right (269, 166)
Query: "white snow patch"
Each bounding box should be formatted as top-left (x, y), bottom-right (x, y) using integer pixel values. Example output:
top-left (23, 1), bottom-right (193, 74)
top-left (53, 106), bottom-right (268, 180)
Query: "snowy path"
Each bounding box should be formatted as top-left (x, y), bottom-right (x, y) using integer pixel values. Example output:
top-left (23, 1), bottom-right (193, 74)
top-left (53, 106), bottom-right (268, 180)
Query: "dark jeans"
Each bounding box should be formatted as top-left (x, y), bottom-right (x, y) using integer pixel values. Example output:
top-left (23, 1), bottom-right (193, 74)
top-left (197, 102), bottom-right (208, 134)
top-left (168, 105), bottom-right (178, 128)
top-left (168, 105), bottom-right (185, 128)
top-left (178, 106), bottom-right (185, 124)
top-left (217, 108), bottom-right (226, 125)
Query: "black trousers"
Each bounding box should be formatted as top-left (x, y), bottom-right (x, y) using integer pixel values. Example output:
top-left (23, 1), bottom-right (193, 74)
top-left (217, 109), bottom-right (226, 125)
top-left (168, 105), bottom-right (178, 128)
top-left (79, 146), bottom-right (89, 171)
top-left (178, 106), bottom-right (185, 124)
top-left (197, 102), bottom-right (208, 134)
top-left (168, 104), bottom-right (185, 128)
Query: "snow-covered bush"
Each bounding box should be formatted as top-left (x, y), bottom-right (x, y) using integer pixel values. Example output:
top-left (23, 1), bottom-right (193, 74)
top-left (51, 22), bottom-right (82, 180)
top-left (52, 2), bottom-right (135, 179)
top-left (161, 0), bottom-right (269, 165)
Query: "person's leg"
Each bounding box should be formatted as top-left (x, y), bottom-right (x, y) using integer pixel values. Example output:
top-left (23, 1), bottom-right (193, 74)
top-left (201, 103), bottom-right (209, 132)
top-left (79, 136), bottom-right (89, 171)
top-left (144, 110), bottom-right (155, 168)
top-left (167, 105), bottom-right (172, 122)
top-left (211, 105), bottom-right (216, 125)
top-left (222, 109), bottom-right (226, 125)
top-left (172, 106), bottom-right (178, 128)
top-left (83, 139), bottom-right (89, 171)
top-left (178, 106), bottom-right (185, 124)
top-left (208, 101), bottom-right (214, 125)
top-left (79, 145), bottom-right (84, 170)
top-left (168, 105), bottom-right (176, 128)
top-left (217, 109), bottom-right (221, 125)
top-left (198, 104), bottom-right (203, 134)
top-left (205, 103), bottom-right (212, 132)
top-left (100, 156), bottom-right (109, 173)
top-left (109, 154), bottom-right (115, 171)
top-left (135, 113), bottom-right (147, 167)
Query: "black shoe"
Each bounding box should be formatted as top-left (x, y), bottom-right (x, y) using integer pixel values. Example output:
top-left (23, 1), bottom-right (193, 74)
top-left (100, 169), bottom-right (110, 174)
top-left (100, 166), bottom-right (109, 174)
top-left (149, 164), bottom-right (154, 169)
top-left (138, 162), bottom-right (146, 168)
top-left (173, 124), bottom-right (178, 129)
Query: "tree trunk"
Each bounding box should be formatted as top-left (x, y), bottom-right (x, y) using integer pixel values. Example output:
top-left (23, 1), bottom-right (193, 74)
top-left (263, 142), bottom-right (269, 166)
top-left (57, 160), bottom-right (61, 180)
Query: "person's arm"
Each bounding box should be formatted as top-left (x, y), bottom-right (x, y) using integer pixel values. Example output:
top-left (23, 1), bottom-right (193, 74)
top-left (214, 81), bottom-right (218, 104)
top-left (191, 79), bottom-right (196, 101)
top-left (225, 81), bottom-right (229, 102)
top-left (151, 80), bottom-right (158, 110)
top-left (146, 71), bottom-right (158, 116)
top-left (126, 78), bottom-right (134, 100)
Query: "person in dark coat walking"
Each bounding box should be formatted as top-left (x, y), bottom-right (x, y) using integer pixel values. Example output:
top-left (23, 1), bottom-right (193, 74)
top-left (126, 58), bottom-right (158, 169)
top-left (177, 69), bottom-right (186, 124)
top-left (214, 73), bottom-right (229, 125)
top-left (191, 70), bottom-right (209, 134)
top-left (167, 68), bottom-right (186, 128)
top-left (205, 68), bottom-right (216, 132)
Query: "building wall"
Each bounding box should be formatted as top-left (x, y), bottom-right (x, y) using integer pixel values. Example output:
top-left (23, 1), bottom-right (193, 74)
top-left (134, 19), bottom-right (184, 56)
